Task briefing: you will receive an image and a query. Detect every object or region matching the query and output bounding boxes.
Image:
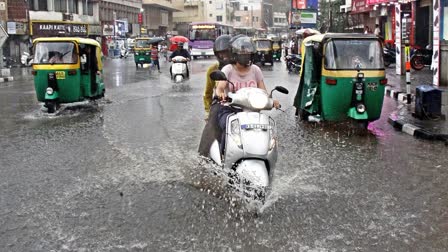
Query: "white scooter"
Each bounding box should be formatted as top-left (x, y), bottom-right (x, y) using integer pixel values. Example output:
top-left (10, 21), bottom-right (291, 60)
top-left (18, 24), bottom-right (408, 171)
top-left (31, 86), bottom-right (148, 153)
top-left (120, 48), bottom-right (129, 59)
top-left (208, 70), bottom-right (288, 200)
top-left (170, 56), bottom-right (189, 83)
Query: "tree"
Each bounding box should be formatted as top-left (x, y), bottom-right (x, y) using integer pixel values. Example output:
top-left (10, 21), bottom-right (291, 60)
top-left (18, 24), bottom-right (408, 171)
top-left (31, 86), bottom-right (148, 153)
top-left (317, 0), bottom-right (345, 33)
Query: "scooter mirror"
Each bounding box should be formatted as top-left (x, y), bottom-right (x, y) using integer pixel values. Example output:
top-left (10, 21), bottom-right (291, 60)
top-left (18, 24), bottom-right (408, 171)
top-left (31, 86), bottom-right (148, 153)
top-left (210, 70), bottom-right (227, 81)
top-left (274, 86), bottom-right (289, 94)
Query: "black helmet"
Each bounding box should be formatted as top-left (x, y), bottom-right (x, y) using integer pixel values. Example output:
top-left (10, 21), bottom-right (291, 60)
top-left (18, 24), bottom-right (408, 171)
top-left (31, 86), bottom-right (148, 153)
top-left (177, 42), bottom-right (184, 48)
top-left (213, 35), bottom-right (232, 69)
top-left (230, 36), bottom-right (255, 67)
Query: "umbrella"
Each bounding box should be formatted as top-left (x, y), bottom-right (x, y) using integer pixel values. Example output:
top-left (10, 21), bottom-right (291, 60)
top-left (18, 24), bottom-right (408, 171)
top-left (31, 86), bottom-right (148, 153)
top-left (149, 37), bottom-right (164, 44)
top-left (295, 28), bottom-right (320, 36)
top-left (169, 35), bottom-right (189, 43)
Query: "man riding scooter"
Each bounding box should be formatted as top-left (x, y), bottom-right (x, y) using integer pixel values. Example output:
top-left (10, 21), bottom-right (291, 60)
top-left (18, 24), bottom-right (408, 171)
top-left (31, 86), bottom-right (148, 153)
top-left (169, 42), bottom-right (191, 79)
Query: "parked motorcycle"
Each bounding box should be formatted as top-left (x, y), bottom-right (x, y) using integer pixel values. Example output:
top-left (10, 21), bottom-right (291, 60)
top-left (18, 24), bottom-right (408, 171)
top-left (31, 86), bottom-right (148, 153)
top-left (207, 70), bottom-right (289, 201)
top-left (411, 45), bottom-right (432, 71)
top-left (2, 56), bottom-right (16, 68)
top-left (21, 51), bottom-right (33, 67)
top-left (383, 45), bottom-right (396, 67)
top-left (170, 56), bottom-right (189, 83)
top-left (285, 54), bottom-right (301, 73)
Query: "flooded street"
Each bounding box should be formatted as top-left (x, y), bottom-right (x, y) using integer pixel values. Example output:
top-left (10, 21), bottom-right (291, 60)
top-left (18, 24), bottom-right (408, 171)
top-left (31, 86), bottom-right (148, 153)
top-left (0, 58), bottom-right (447, 251)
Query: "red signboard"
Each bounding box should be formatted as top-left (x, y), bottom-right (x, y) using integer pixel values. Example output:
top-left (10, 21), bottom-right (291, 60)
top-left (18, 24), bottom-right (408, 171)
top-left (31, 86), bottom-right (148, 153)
top-left (138, 13), bottom-right (143, 25)
top-left (292, 0), bottom-right (306, 9)
top-left (351, 0), bottom-right (373, 13)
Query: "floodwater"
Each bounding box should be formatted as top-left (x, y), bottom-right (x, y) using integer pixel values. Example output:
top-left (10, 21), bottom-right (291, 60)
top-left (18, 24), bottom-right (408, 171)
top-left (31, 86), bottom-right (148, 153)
top-left (0, 57), bottom-right (447, 251)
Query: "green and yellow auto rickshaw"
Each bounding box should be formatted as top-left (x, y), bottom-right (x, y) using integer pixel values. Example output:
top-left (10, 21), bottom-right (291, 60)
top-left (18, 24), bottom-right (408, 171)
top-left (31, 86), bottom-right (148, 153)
top-left (293, 33), bottom-right (387, 127)
top-left (271, 37), bottom-right (282, 61)
top-left (253, 38), bottom-right (274, 65)
top-left (32, 37), bottom-right (105, 113)
top-left (134, 37), bottom-right (152, 68)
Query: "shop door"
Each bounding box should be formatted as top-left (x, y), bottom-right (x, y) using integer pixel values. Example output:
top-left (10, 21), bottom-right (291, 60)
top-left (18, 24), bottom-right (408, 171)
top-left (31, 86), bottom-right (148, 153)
top-left (416, 6), bottom-right (430, 47)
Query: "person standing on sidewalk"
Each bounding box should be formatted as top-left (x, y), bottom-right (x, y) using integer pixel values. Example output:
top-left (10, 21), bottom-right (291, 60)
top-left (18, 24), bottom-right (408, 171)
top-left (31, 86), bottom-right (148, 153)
top-left (151, 43), bottom-right (161, 73)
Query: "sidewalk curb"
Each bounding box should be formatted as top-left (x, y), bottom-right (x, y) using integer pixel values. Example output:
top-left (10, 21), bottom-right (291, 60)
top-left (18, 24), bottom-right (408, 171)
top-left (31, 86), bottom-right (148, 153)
top-left (388, 115), bottom-right (448, 143)
top-left (0, 76), bottom-right (14, 83)
top-left (384, 86), bottom-right (413, 104)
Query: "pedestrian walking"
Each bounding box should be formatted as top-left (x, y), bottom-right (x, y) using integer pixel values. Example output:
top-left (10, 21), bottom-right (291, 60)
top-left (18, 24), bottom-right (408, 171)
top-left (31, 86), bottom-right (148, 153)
top-left (151, 43), bottom-right (161, 73)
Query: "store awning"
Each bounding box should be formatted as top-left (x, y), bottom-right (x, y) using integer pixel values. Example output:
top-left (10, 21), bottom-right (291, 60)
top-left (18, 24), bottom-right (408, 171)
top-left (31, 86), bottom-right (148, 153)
top-left (351, 0), bottom-right (374, 14)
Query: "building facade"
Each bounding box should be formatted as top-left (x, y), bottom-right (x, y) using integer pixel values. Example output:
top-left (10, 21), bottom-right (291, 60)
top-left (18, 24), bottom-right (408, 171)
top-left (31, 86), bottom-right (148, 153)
top-left (5, 0), bottom-right (100, 62)
top-left (173, 0), bottom-right (206, 36)
top-left (99, 0), bottom-right (142, 56)
top-left (141, 0), bottom-right (182, 37)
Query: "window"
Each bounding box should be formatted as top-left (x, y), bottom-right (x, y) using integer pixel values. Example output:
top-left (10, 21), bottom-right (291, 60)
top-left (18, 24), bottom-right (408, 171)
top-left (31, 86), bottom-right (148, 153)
top-left (324, 39), bottom-right (383, 70)
top-left (236, 16), bottom-right (241, 22)
top-left (29, 0), bottom-right (48, 11)
top-left (209, 1), bottom-right (212, 3)
top-left (209, 14), bottom-right (212, 17)
top-left (54, 0), bottom-right (67, 12)
top-left (244, 6), bottom-right (248, 11)
top-left (33, 42), bottom-right (77, 64)
top-left (82, 0), bottom-right (94, 15)
top-left (216, 15), bottom-right (222, 22)
top-left (69, 0), bottom-right (78, 14)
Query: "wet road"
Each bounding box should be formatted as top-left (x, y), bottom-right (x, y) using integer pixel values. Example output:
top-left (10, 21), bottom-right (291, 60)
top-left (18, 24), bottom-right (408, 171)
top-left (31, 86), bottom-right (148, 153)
top-left (0, 58), bottom-right (447, 251)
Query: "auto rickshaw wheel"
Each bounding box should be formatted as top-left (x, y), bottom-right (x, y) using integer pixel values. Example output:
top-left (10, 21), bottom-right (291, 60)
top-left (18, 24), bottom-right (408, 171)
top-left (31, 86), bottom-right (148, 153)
top-left (135, 63), bottom-right (139, 68)
top-left (46, 101), bottom-right (57, 114)
top-left (296, 108), bottom-right (309, 121)
top-left (357, 120), bottom-right (369, 129)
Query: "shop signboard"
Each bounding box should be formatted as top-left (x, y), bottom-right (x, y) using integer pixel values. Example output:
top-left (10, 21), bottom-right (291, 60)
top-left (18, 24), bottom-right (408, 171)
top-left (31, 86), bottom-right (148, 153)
top-left (289, 10), bottom-right (318, 29)
top-left (7, 22), bottom-right (27, 35)
top-left (115, 20), bottom-right (128, 38)
top-left (103, 24), bottom-right (114, 36)
top-left (89, 25), bottom-right (102, 36)
top-left (31, 22), bottom-right (88, 36)
top-left (351, 0), bottom-right (373, 13)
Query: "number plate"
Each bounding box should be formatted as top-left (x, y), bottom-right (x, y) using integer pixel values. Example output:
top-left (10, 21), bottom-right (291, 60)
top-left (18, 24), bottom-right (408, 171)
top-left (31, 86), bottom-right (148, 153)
top-left (356, 90), bottom-right (363, 95)
top-left (241, 124), bottom-right (270, 130)
top-left (201, 52), bottom-right (206, 55)
top-left (55, 71), bottom-right (65, 80)
top-left (139, 58), bottom-right (145, 61)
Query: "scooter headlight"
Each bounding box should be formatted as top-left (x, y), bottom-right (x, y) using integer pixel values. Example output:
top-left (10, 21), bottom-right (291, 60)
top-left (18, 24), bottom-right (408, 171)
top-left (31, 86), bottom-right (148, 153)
top-left (46, 87), bottom-right (54, 95)
top-left (135, 52), bottom-right (139, 55)
top-left (356, 103), bottom-right (366, 113)
top-left (230, 119), bottom-right (242, 149)
top-left (248, 92), bottom-right (269, 110)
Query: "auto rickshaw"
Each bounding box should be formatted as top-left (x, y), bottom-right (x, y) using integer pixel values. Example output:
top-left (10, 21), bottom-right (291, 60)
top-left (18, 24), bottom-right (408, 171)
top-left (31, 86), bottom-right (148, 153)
top-left (271, 37), bottom-right (282, 61)
top-left (134, 37), bottom-right (152, 68)
top-left (253, 38), bottom-right (274, 65)
top-left (293, 34), bottom-right (387, 127)
top-left (32, 37), bottom-right (105, 113)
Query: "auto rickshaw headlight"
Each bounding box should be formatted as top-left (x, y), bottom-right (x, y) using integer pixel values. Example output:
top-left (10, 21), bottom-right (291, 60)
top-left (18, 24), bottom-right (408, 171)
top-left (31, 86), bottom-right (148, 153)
top-left (356, 103), bottom-right (366, 113)
top-left (248, 92), bottom-right (269, 109)
top-left (46, 87), bottom-right (54, 95)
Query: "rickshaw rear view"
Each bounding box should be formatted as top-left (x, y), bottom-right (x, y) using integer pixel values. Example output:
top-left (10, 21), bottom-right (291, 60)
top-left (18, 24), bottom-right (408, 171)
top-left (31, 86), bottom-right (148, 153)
top-left (293, 34), bottom-right (387, 128)
top-left (32, 37), bottom-right (105, 113)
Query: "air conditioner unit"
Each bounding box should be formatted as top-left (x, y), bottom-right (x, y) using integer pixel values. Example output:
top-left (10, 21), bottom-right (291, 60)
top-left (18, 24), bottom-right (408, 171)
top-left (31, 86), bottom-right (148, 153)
top-left (63, 13), bottom-right (73, 21)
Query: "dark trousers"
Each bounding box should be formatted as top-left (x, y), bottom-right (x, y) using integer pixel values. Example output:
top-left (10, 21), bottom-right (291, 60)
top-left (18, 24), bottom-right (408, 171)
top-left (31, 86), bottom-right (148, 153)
top-left (152, 59), bottom-right (160, 70)
top-left (217, 105), bottom-right (242, 154)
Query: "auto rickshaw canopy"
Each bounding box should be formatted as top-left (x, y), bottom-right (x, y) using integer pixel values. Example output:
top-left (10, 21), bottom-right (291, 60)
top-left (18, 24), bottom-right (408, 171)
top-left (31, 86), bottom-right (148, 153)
top-left (33, 37), bottom-right (101, 48)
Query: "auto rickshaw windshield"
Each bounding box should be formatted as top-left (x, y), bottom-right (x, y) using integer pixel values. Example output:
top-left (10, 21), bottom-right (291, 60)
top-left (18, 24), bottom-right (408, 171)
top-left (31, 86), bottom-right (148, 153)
top-left (324, 39), bottom-right (383, 70)
top-left (256, 40), bottom-right (271, 49)
top-left (33, 42), bottom-right (77, 64)
top-left (135, 40), bottom-right (151, 48)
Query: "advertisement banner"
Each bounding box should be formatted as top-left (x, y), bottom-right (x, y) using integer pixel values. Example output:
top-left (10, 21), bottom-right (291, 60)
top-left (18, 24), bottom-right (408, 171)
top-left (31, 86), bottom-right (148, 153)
top-left (103, 24), bottom-right (114, 36)
top-left (289, 10), bottom-right (317, 29)
top-left (367, 0), bottom-right (394, 5)
top-left (432, 0), bottom-right (440, 86)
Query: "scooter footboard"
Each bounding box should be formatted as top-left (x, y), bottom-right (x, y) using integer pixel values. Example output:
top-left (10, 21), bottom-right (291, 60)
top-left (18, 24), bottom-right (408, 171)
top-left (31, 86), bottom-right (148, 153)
top-left (235, 159), bottom-right (269, 187)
